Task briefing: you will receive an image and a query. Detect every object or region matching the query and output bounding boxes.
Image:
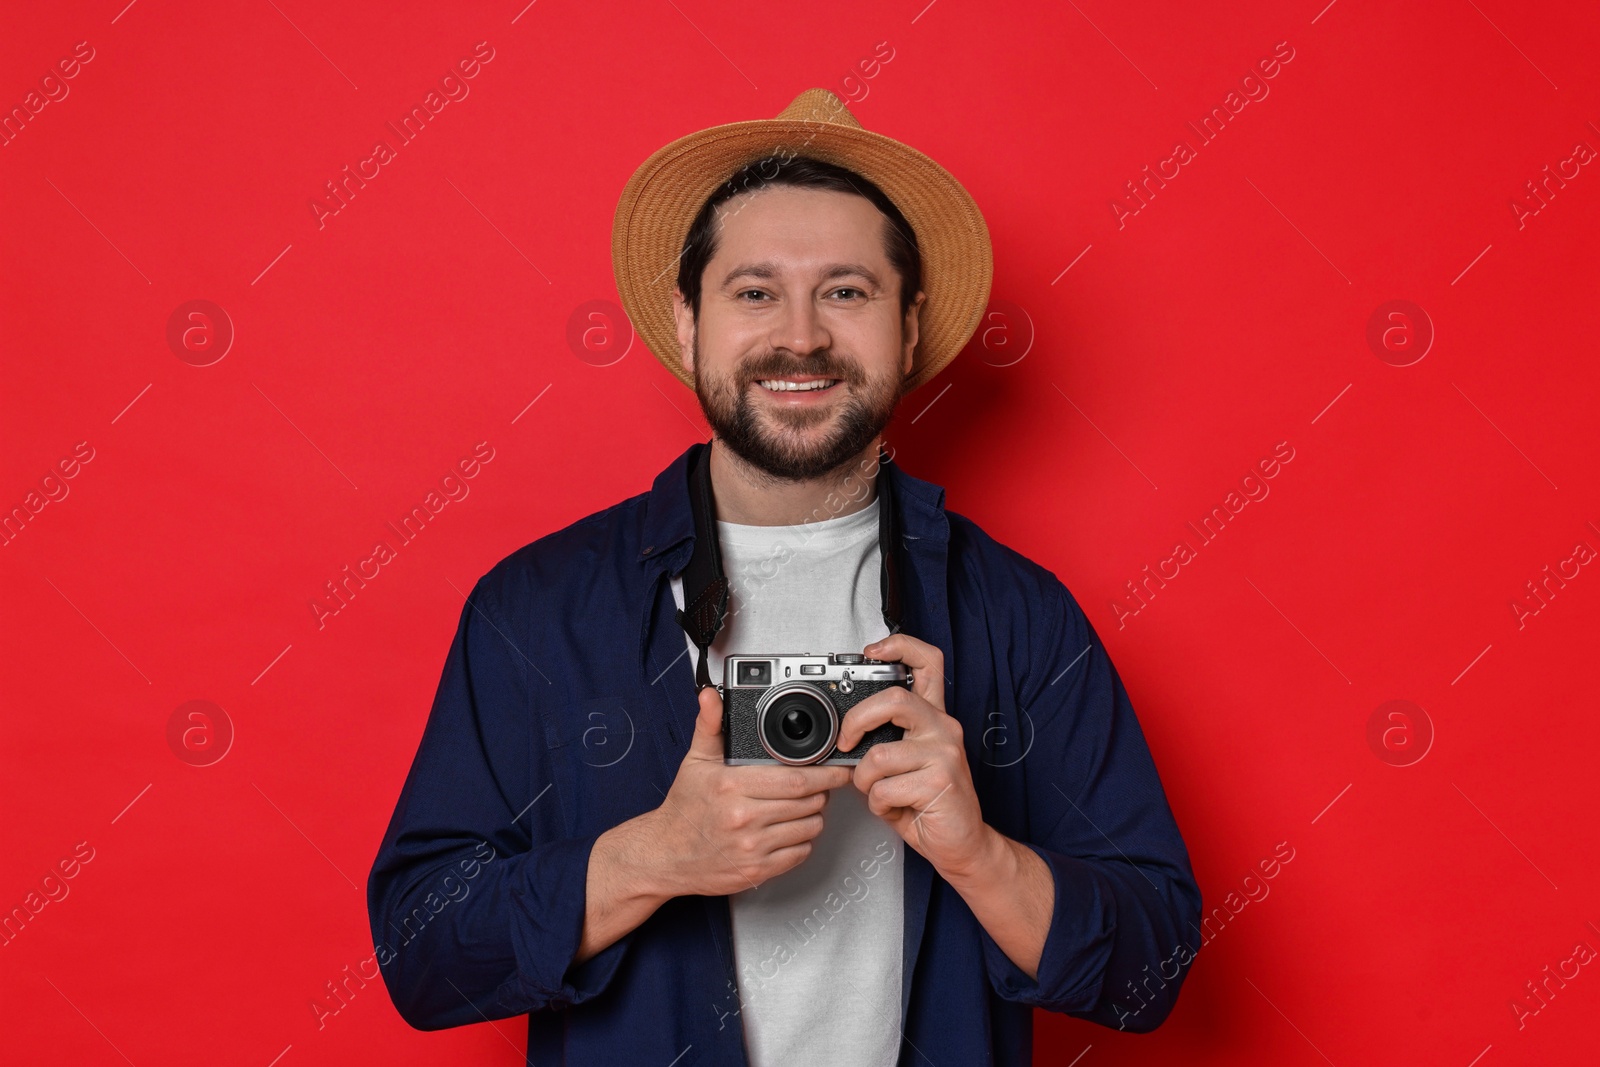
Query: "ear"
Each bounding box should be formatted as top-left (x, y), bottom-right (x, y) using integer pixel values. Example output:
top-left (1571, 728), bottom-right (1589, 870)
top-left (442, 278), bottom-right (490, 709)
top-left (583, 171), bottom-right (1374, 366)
top-left (672, 287), bottom-right (697, 378)
top-left (901, 290), bottom-right (926, 379)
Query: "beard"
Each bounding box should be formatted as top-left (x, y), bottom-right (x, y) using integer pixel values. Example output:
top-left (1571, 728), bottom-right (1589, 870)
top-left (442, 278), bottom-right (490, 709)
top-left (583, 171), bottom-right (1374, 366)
top-left (691, 335), bottom-right (903, 482)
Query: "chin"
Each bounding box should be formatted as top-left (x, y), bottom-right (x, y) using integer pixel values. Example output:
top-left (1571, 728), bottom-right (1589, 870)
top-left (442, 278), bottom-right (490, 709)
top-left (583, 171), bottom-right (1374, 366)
top-left (696, 372), bottom-right (895, 480)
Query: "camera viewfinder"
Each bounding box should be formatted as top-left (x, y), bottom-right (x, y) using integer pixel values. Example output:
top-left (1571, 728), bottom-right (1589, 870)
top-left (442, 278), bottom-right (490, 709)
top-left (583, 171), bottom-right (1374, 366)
top-left (736, 660), bottom-right (771, 686)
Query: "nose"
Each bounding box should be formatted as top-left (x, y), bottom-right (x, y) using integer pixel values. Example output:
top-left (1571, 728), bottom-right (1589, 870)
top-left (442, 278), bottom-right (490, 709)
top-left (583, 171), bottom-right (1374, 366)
top-left (770, 293), bottom-right (832, 360)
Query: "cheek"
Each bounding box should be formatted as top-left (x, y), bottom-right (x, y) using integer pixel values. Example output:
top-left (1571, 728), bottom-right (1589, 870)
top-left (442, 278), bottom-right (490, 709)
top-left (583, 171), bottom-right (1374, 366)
top-left (848, 305), bottom-right (903, 344)
top-left (872, 312), bottom-right (914, 366)
top-left (698, 317), bottom-right (763, 367)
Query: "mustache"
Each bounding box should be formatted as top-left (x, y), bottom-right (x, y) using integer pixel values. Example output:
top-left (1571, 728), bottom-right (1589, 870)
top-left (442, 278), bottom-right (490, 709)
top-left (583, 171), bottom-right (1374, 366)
top-left (740, 354), bottom-right (861, 383)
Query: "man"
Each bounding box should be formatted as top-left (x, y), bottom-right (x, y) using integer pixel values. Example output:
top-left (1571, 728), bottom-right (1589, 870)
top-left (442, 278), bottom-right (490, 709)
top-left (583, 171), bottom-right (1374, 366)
top-left (368, 88), bottom-right (1201, 1065)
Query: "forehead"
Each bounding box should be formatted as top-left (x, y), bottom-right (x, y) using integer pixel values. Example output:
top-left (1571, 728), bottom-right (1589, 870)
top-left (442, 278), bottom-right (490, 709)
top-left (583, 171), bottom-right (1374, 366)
top-left (708, 185), bottom-right (889, 268)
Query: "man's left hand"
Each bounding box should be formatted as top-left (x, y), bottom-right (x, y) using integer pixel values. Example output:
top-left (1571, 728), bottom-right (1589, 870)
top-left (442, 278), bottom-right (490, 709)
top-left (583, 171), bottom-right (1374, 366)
top-left (834, 632), bottom-right (994, 882)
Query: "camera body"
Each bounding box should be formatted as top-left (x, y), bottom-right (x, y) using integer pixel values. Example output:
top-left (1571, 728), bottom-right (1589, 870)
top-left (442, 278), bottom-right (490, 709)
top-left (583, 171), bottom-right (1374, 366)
top-left (722, 652), bottom-right (911, 765)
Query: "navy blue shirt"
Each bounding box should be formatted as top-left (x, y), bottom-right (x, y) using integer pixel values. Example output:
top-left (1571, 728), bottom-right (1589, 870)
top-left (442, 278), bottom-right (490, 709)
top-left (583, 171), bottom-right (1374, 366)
top-left (367, 442), bottom-right (1202, 1064)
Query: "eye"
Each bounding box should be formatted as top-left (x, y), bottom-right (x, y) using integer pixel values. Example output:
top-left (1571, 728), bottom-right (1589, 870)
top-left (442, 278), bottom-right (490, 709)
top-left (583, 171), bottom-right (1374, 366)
top-left (736, 289), bottom-right (771, 303)
top-left (830, 287), bottom-right (866, 301)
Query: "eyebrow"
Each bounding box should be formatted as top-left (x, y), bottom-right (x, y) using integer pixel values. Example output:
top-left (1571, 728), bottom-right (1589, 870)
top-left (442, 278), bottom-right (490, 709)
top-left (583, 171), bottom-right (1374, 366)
top-left (719, 262), bottom-right (883, 289)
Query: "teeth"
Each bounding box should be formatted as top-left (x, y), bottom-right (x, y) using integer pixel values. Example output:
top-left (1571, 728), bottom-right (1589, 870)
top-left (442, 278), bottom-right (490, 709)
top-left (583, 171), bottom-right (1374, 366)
top-left (758, 379), bottom-right (838, 392)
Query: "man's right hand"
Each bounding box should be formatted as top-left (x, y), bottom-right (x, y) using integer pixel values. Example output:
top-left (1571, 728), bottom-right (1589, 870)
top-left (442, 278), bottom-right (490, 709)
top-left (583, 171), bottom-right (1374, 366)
top-left (642, 684), bottom-right (851, 898)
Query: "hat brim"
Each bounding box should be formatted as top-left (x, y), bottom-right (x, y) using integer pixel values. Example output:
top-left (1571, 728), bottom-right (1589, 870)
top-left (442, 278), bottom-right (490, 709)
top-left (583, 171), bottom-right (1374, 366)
top-left (612, 112), bottom-right (993, 394)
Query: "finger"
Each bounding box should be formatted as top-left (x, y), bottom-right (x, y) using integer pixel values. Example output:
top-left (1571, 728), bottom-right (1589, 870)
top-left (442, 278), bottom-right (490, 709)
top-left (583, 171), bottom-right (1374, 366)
top-left (736, 764), bottom-right (853, 799)
top-left (836, 686), bottom-right (940, 752)
top-left (762, 812), bottom-right (826, 850)
top-left (686, 685), bottom-right (724, 762)
top-left (761, 840), bottom-right (815, 877)
top-left (850, 738), bottom-right (940, 794)
top-left (865, 766), bottom-right (948, 820)
top-left (745, 792), bottom-right (829, 828)
top-left (863, 633), bottom-right (945, 711)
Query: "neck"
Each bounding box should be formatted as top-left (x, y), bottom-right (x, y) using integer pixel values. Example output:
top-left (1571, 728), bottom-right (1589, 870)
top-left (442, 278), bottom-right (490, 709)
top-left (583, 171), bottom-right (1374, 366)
top-left (708, 437), bottom-right (883, 526)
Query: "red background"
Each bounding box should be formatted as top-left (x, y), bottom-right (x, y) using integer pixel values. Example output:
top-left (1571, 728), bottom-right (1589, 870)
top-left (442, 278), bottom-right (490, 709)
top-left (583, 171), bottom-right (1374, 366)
top-left (4, 1), bottom-right (1598, 1063)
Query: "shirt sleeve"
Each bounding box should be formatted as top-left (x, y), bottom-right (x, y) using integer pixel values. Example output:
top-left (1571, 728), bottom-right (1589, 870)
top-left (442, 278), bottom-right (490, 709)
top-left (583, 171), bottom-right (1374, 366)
top-left (975, 576), bottom-right (1203, 1032)
top-left (366, 574), bottom-right (638, 1030)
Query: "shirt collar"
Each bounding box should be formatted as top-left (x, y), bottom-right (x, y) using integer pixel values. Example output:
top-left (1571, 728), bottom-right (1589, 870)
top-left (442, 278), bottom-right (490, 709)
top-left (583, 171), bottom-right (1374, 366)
top-left (637, 441), bottom-right (950, 571)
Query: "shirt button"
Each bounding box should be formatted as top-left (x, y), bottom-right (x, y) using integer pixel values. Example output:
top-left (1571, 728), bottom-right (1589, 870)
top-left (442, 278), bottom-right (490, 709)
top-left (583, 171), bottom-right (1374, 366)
top-left (643, 545), bottom-right (654, 555)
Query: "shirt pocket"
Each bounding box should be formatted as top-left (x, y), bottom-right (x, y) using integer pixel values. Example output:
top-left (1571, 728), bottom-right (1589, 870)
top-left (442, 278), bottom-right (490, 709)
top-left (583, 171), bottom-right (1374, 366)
top-left (538, 694), bottom-right (666, 838)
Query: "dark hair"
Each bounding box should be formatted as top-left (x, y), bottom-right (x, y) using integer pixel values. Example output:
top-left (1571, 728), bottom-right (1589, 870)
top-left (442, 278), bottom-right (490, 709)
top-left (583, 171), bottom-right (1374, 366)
top-left (676, 155), bottom-right (922, 324)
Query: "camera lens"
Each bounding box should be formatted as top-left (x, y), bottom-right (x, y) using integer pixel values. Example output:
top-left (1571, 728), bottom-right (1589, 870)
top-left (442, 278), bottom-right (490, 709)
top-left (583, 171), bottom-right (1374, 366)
top-left (755, 684), bottom-right (838, 765)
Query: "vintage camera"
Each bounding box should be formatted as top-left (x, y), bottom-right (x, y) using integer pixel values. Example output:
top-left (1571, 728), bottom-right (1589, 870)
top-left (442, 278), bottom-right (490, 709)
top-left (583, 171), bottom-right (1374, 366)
top-left (722, 653), bottom-right (911, 765)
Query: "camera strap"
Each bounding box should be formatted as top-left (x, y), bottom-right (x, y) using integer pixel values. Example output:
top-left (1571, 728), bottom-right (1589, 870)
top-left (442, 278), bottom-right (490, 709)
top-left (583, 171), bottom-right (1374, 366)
top-left (674, 440), bottom-right (904, 692)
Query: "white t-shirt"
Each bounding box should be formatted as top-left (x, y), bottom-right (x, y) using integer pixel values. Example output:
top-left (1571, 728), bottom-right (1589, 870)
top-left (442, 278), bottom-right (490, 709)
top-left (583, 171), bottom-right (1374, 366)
top-left (669, 500), bottom-right (904, 1067)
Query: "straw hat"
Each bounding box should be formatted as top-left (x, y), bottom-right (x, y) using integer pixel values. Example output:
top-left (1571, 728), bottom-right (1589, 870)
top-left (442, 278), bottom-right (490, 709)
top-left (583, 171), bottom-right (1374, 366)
top-left (611, 87), bottom-right (993, 394)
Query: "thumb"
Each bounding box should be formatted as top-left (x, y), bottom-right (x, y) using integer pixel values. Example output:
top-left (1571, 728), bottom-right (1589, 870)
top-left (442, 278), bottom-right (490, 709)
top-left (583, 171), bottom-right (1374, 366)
top-left (686, 685), bottom-right (725, 761)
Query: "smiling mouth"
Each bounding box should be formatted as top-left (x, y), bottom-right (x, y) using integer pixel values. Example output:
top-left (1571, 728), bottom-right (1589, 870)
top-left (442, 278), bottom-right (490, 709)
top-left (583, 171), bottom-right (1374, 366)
top-left (754, 377), bottom-right (842, 393)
